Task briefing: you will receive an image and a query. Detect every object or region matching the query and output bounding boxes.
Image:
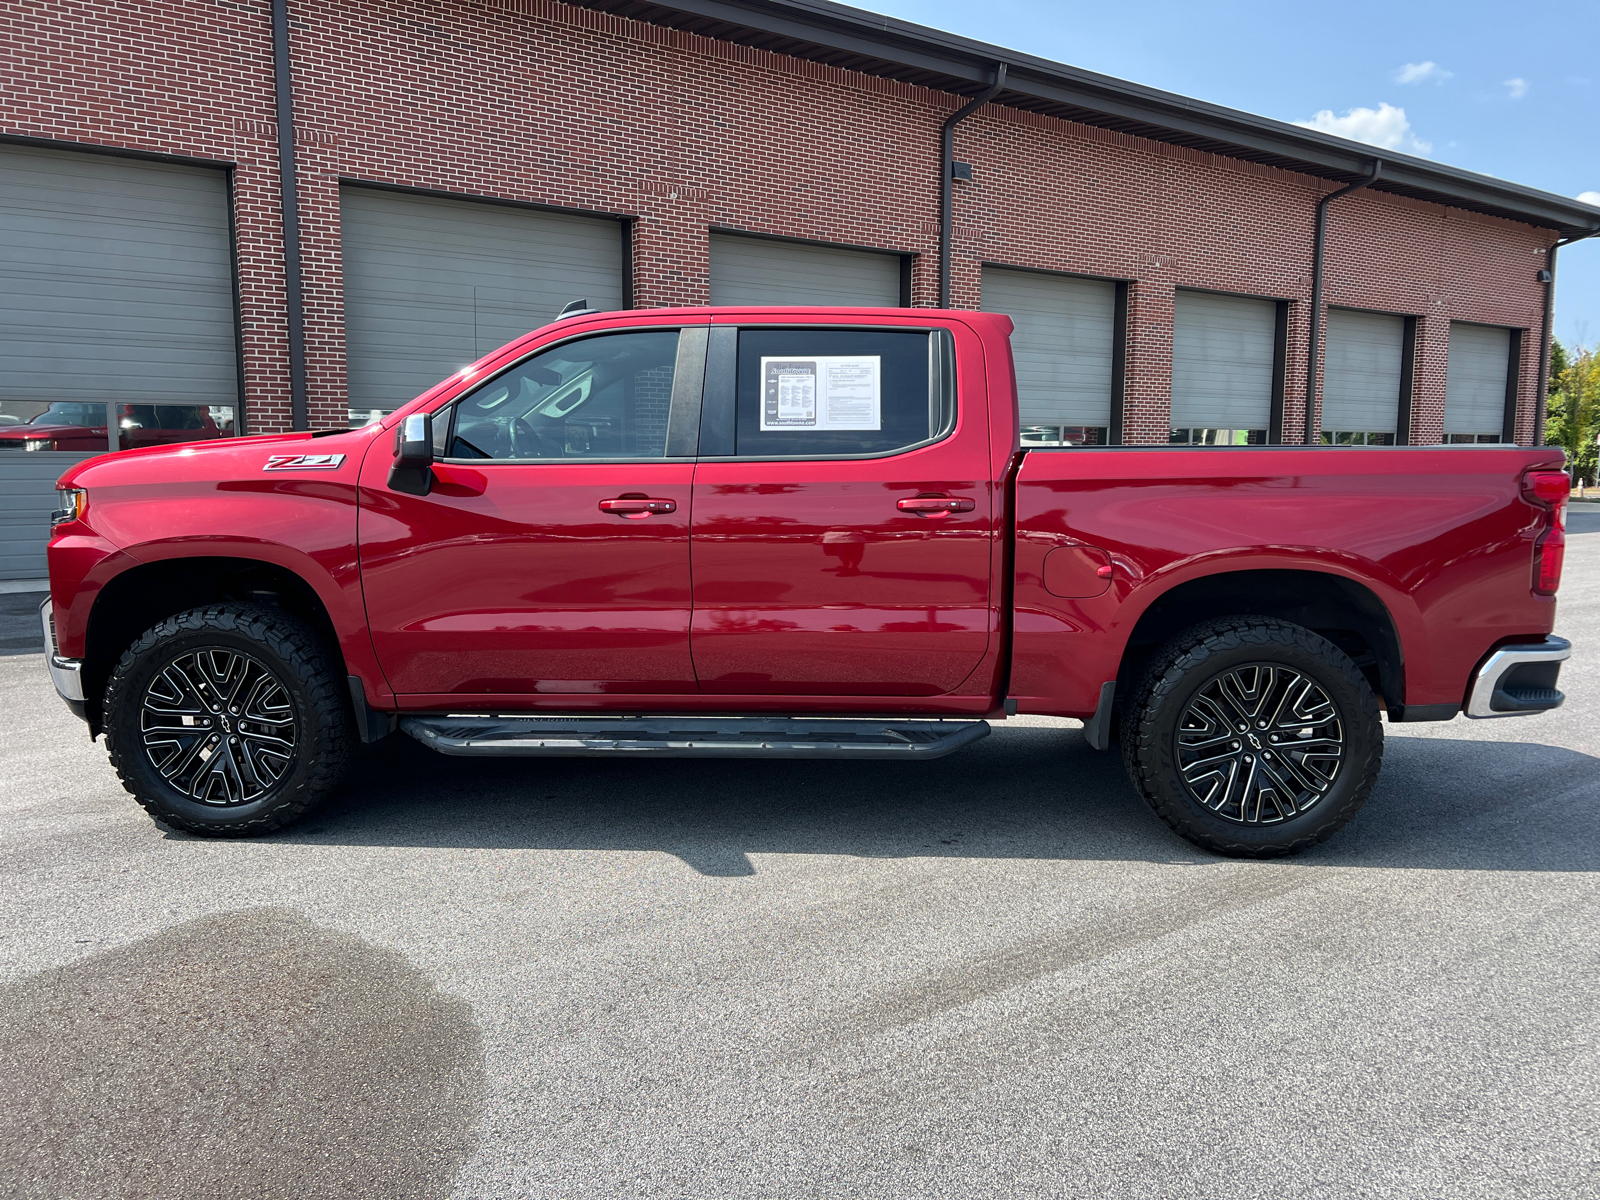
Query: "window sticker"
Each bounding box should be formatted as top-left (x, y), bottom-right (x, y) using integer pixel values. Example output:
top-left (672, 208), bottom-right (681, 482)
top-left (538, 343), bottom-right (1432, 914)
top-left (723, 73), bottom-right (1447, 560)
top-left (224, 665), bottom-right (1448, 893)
top-left (760, 356), bottom-right (881, 431)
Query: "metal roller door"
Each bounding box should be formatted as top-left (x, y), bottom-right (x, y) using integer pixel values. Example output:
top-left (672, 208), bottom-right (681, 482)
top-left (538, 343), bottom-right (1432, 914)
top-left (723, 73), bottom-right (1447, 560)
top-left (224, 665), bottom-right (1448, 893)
top-left (708, 233), bottom-right (902, 306)
top-left (1444, 322), bottom-right (1512, 441)
top-left (1171, 290), bottom-right (1276, 439)
top-left (340, 187), bottom-right (626, 424)
top-left (0, 143), bottom-right (238, 580)
top-left (981, 267), bottom-right (1115, 439)
top-left (1322, 308), bottom-right (1404, 440)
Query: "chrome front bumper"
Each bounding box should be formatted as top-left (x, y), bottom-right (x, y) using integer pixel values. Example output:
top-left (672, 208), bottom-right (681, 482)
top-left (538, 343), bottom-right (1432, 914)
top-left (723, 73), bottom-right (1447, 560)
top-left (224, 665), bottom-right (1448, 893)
top-left (39, 597), bottom-right (86, 712)
top-left (1465, 636), bottom-right (1570, 718)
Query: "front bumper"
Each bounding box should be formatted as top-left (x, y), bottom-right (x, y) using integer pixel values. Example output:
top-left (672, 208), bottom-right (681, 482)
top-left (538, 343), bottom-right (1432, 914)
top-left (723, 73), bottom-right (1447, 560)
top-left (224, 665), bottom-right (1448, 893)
top-left (40, 598), bottom-right (88, 721)
top-left (1465, 636), bottom-right (1570, 718)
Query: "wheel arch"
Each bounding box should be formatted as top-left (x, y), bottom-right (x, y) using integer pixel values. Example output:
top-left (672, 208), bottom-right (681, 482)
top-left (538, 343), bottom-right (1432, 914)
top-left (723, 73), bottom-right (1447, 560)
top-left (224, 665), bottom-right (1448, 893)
top-left (81, 556), bottom-right (346, 734)
top-left (1115, 568), bottom-right (1407, 717)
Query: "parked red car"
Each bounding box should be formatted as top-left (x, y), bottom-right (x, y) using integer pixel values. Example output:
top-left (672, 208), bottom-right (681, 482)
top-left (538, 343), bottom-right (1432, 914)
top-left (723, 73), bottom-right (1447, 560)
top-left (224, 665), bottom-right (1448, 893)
top-left (42, 307), bottom-right (1572, 855)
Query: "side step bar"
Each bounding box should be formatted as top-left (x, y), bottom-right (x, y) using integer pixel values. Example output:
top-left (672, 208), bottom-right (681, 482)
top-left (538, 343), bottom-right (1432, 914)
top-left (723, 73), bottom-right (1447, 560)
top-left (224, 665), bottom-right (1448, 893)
top-left (401, 715), bottom-right (991, 759)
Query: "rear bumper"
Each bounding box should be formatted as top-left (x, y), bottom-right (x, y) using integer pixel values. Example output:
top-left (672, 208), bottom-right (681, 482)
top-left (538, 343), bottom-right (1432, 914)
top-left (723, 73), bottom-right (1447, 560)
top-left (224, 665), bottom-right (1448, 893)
top-left (1465, 636), bottom-right (1570, 718)
top-left (39, 598), bottom-right (88, 721)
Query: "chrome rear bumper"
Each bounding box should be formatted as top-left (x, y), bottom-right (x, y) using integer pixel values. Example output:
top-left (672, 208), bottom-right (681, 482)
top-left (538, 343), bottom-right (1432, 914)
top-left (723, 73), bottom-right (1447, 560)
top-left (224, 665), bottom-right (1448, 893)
top-left (1465, 636), bottom-right (1570, 718)
top-left (39, 597), bottom-right (87, 717)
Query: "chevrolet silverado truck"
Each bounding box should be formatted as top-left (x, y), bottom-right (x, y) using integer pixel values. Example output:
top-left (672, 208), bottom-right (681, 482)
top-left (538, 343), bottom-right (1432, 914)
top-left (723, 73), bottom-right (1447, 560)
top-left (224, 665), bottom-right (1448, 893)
top-left (41, 306), bottom-right (1574, 856)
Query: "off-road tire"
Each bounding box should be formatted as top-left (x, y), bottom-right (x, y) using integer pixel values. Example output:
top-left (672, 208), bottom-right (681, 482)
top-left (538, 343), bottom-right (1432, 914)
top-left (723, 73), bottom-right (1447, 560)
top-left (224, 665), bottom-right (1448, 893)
top-left (1120, 616), bottom-right (1382, 857)
top-left (103, 604), bottom-right (353, 837)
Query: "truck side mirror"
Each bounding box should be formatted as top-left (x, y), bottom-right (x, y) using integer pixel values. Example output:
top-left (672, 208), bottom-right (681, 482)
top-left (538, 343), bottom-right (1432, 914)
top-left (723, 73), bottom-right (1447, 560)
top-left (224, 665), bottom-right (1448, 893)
top-left (388, 412), bottom-right (434, 496)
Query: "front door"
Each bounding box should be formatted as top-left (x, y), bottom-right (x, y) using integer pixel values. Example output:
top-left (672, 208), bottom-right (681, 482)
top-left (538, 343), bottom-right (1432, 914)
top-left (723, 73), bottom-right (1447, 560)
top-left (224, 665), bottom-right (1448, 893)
top-left (690, 324), bottom-right (994, 696)
top-left (360, 325), bottom-right (704, 698)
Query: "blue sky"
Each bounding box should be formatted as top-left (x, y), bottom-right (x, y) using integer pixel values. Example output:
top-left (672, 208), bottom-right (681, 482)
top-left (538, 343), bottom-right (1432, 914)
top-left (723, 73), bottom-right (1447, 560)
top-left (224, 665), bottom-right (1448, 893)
top-left (865, 0), bottom-right (1600, 349)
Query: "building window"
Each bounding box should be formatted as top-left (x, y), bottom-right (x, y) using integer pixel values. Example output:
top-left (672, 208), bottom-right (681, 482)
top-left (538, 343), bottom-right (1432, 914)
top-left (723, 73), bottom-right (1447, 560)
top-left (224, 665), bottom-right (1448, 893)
top-left (1443, 433), bottom-right (1505, 444)
top-left (1319, 431), bottom-right (1397, 446)
top-left (1169, 428), bottom-right (1267, 446)
top-left (1020, 425), bottom-right (1107, 447)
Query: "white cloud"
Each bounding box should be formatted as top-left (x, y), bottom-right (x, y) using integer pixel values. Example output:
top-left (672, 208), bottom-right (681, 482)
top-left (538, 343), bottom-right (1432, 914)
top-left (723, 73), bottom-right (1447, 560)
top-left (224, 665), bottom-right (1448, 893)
top-left (1395, 61), bottom-right (1451, 84)
top-left (1578, 191), bottom-right (1600, 207)
top-left (1504, 77), bottom-right (1529, 99)
top-left (1294, 103), bottom-right (1431, 155)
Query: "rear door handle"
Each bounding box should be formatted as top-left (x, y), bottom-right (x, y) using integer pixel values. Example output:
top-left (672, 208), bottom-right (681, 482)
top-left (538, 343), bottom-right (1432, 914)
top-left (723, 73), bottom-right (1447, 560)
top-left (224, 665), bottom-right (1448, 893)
top-left (898, 495), bottom-right (975, 514)
top-left (600, 496), bottom-right (677, 517)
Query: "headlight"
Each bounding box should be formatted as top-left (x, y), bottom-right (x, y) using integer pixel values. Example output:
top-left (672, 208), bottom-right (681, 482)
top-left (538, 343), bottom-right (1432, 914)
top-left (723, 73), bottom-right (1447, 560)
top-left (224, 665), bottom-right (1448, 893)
top-left (23, 438), bottom-right (51, 452)
top-left (51, 487), bottom-right (86, 527)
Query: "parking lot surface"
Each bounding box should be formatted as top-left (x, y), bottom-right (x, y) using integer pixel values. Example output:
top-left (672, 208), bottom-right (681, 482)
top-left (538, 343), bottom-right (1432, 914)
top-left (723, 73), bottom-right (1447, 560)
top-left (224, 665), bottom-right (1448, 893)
top-left (3, 510), bottom-right (1598, 1199)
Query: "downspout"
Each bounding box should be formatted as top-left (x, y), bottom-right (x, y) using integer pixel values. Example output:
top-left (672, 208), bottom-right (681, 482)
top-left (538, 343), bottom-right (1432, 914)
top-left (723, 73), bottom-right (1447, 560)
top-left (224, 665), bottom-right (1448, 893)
top-left (1303, 160), bottom-right (1382, 443)
top-left (939, 64), bottom-right (1007, 308)
top-left (271, 0), bottom-right (309, 431)
top-left (1534, 227), bottom-right (1599, 446)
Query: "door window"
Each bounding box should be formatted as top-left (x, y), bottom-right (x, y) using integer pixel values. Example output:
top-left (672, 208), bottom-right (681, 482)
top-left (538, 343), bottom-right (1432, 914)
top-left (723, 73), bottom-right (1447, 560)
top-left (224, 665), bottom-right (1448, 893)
top-left (443, 329), bottom-right (681, 460)
top-left (731, 329), bottom-right (953, 458)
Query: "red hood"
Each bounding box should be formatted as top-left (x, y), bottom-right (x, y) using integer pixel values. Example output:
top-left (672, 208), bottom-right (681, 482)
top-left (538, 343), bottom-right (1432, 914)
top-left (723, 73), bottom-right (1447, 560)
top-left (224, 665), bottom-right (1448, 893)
top-left (56, 427), bottom-right (381, 489)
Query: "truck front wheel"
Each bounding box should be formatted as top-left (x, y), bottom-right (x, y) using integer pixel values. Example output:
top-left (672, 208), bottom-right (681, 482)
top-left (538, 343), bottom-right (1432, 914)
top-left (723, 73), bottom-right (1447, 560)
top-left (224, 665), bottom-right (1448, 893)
top-left (102, 605), bottom-right (353, 837)
top-left (1120, 617), bottom-right (1383, 857)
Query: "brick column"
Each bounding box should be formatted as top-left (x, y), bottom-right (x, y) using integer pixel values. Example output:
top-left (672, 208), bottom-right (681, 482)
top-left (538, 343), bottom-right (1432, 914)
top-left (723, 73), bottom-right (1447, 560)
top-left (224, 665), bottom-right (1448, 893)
top-left (1120, 279), bottom-right (1175, 444)
top-left (1514, 325), bottom-right (1541, 446)
top-left (293, 162), bottom-right (348, 430)
top-left (1280, 300), bottom-right (1313, 444)
top-left (1408, 313), bottom-right (1451, 445)
top-left (630, 204), bottom-right (709, 308)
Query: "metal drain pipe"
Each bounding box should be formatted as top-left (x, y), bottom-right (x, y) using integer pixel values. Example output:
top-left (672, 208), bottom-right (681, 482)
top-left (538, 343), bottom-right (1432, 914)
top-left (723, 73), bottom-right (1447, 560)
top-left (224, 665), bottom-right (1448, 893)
top-left (271, 0), bottom-right (309, 431)
top-left (1303, 160), bottom-right (1381, 443)
top-left (939, 64), bottom-right (1006, 308)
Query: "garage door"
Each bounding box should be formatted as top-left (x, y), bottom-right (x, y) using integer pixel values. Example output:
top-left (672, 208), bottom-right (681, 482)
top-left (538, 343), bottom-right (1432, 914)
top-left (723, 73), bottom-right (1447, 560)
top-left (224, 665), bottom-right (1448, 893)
top-left (981, 267), bottom-right (1115, 444)
top-left (1171, 290), bottom-right (1276, 444)
top-left (1322, 308), bottom-right (1404, 444)
top-left (1444, 322), bottom-right (1512, 443)
top-left (340, 187), bottom-right (626, 424)
top-left (708, 234), bottom-right (902, 307)
top-left (0, 143), bottom-right (239, 580)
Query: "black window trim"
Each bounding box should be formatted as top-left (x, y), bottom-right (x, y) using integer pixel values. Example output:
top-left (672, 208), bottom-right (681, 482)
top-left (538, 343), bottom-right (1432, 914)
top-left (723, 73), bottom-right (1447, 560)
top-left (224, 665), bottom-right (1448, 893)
top-left (698, 323), bottom-right (961, 465)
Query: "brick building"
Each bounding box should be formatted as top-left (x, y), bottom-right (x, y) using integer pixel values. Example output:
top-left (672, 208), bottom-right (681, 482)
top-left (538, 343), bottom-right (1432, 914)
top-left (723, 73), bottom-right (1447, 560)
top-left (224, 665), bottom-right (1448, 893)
top-left (3, 0), bottom-right (1599, 576)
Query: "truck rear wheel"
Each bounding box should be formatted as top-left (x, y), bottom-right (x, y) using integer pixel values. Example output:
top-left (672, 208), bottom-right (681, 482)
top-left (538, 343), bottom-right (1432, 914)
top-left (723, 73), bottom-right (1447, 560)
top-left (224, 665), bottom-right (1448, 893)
top-left (1120, 616), bottom-right (1382, 857)
top-left (102, 604), bottom-right (353, 837)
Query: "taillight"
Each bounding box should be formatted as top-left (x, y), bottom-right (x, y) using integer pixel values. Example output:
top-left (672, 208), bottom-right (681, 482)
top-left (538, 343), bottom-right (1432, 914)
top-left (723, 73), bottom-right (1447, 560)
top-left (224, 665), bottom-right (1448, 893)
top-left (1523, 470), bottom-right (1570, 596)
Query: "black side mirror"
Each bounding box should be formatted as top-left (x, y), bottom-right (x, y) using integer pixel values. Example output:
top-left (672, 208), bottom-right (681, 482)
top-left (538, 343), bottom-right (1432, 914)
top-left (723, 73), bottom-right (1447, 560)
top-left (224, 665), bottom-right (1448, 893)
top-left (388, 412), bottom-right (434, 496)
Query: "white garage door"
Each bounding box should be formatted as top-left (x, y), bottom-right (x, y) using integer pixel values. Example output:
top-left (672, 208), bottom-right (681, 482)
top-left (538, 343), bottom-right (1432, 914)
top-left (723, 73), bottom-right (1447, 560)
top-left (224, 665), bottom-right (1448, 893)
top-left (1171, 290), bottom-right (1276, 443)
top-left (0, 143), bottom-right (239, 580)
top-left (340, 187), bottom-right (626, 423)
top-left (708, 234), bottom-right (902, 307)
top-left (1322, 308), bottom-right (1404, 444)
top-left (981, 266), bottom-right (1115, 443)
top-left (1444, 322), bottom-right (1512, 442)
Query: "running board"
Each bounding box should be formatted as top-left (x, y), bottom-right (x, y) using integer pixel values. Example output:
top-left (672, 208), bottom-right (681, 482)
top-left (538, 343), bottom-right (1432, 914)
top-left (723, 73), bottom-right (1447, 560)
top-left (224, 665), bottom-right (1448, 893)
top-left (400, 715), bottom-right (991, 759)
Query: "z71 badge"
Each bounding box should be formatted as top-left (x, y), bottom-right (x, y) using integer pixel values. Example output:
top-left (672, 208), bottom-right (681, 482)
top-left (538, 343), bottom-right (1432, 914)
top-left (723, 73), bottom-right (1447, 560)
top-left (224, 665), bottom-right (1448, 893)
top-left (264, 453), bottom-right (346, 471)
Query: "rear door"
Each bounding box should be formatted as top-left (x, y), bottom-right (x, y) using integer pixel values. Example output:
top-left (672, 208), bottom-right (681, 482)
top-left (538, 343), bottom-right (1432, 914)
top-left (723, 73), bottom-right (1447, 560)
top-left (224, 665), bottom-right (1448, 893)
top-left (359, 322), bottom-right (706, 698)
top-left (689, 320), bottom-right (994, 696)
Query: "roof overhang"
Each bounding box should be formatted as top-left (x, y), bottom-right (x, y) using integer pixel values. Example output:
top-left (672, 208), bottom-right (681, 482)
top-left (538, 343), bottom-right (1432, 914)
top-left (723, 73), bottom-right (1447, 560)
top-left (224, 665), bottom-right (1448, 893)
top-left (575, 0), bottom-right (1600, 236)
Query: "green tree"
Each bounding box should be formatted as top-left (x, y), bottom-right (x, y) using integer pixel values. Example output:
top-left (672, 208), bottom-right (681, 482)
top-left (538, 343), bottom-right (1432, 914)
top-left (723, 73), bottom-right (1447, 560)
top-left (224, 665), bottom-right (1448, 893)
top-left (1546, 338), bottom-right (1598, 486)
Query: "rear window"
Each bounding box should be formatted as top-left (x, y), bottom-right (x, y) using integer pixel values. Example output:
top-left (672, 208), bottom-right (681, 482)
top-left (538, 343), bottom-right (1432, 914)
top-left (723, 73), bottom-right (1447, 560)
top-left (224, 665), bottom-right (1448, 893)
top-left (733, 329), bottom-right (953, 458)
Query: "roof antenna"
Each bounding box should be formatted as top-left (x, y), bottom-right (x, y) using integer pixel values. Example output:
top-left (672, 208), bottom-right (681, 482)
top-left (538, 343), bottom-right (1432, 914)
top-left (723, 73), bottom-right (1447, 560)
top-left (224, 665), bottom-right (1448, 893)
top-left (557, 298), bottom-right (598, 319)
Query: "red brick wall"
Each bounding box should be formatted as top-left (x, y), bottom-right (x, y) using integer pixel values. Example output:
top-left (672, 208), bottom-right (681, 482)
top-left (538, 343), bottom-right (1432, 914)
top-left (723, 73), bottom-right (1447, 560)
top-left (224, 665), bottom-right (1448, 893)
top-left (1, 0), bottom-right (1557, 441)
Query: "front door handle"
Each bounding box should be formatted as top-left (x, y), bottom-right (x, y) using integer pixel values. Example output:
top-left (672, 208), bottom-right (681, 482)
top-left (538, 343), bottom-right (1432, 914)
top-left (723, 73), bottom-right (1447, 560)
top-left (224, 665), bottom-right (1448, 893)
top-left (600, 496), bottom-right (677, 518)
top-left (898, 495), bottom-right (975, 515)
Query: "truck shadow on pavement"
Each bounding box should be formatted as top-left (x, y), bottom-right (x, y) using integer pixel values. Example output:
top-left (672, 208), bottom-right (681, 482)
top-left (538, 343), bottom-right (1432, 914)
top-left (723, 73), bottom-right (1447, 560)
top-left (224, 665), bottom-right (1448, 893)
top-left (274, 723), bottom-right (1600, 876)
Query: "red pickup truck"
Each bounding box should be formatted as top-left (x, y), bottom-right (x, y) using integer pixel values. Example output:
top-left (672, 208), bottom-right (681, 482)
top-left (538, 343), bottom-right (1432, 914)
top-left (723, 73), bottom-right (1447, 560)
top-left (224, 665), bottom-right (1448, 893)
top-left (42, 306), bottom-right (1573, 856)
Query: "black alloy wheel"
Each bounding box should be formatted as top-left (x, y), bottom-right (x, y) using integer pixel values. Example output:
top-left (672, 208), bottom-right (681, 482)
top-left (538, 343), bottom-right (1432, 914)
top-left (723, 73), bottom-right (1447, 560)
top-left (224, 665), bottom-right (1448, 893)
top-left (139, 648), bottom-right (298, 806)
top-left (1174, 663), bottom-right (1344, 826)
top-left (103, 604), bottom-right (353, 836)
top-left (1121, 616), bottom-right (1383, 857)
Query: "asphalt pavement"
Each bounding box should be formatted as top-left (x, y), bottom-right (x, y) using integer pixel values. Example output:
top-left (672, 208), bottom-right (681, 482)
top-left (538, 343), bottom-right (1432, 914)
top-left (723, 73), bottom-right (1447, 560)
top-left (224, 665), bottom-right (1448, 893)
top-left (3, 511), bottom-right (1597, 1199)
